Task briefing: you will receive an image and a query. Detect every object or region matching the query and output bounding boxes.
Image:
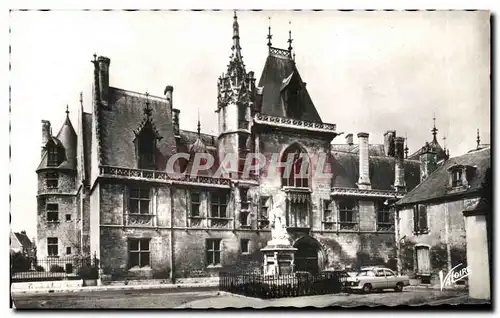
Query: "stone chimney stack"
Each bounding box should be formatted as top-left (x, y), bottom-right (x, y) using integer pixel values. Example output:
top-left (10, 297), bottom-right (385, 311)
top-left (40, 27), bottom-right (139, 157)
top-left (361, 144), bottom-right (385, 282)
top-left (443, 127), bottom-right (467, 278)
top-left (164, 86), bottom-right (179, 136)
top-left (41, 120), bottom-right (51, 158)
top-left (394, 136), bottom-right (406, 192)
top-left (384, 130), bottom-right (396, 157)
top-left (357, 132), bottom-right (371, 189)
top-left (97, 56), bottom-right (110, 106)
top-left (420, 142), bottom-right (437, 182)
top-left (345, 133), bottom-right (353, 146)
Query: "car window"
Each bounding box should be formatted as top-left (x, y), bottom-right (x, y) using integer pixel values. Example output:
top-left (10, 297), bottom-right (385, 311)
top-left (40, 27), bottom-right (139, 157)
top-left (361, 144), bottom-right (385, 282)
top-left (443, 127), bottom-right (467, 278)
top-left (384, 269), bottom-right (395, 277)
top-left (375, 270), bottom-right (385, 277)
top-left (357, 270), bottom-right (375, 277)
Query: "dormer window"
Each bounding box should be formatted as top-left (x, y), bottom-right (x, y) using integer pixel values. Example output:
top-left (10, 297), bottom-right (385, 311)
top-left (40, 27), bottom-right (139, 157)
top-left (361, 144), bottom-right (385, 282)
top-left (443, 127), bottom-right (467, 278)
top-left (447, 164), bottom-right (473, 190)
top-left (47, 146), bottom-right (59, 167)
top-left (137, 124), bottom-right (157, 170)
top-left (451, 169), bottom-right (463, 187)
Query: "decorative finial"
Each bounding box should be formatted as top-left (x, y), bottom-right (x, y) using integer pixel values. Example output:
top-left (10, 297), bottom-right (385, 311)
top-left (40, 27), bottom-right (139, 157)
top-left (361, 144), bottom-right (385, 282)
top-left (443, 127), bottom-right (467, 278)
top-left (93, 53), bottom-right (97, 61)
top-left (443, 135), bottom-right (447, 150)
top-left (66, 104), bottom-right (69, 115)
top-left (79, 92), bottom-right (83, 106)
top-left (288, 21), bottom-right (293, 52)
top-left (143, 91), bottom-right (152, 117)
top-left (197, 109), bottom-right (201, 137)
top-left (404, 133), bottom-right (409, 159)
top-left (431, 113), bottom-right (438, 142)
top-left (267, 17), bottom-right (273, 47)
top-left (477, 128), bottom-right (480, 148)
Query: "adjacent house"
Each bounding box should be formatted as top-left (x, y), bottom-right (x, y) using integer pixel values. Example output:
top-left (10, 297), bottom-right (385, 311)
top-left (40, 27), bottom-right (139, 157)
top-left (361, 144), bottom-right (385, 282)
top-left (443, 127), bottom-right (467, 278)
top-left (10, 231), bottom-right (35, 258)
top-left (395, 144), bottom-right (490, 284)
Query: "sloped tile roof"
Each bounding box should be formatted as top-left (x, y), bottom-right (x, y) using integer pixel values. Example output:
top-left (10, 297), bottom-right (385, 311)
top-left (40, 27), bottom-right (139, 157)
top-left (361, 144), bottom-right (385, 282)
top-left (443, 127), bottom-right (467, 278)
top-left (257, 52), bottom-right (322, 122)
top-left (330, 151), bottom-right (421, 191)
top-left (98, 87), bottom-right (177, 169)
top-left (330, 144), bottom-right (387, 157)
top-left (408, 138), bottom-right (447, 162)
top-left (14, 232), bottom-right (32, 249)
top-left (396, 147), bottom-right (491, 206)
top-left (36, 115), bottom-right (77, 171)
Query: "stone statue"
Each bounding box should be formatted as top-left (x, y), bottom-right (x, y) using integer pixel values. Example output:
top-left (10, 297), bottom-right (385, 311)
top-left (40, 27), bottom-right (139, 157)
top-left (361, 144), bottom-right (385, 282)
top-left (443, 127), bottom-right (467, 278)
top-left (269, 192), bottom-right (289, 243)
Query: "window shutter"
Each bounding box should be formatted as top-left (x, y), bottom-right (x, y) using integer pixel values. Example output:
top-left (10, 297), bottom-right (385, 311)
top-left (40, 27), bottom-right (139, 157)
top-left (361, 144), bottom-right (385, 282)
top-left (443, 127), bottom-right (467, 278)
top-left (419, 205), bottom-right (428, 231)
top-left (413, 206), bottom-right (418, 232)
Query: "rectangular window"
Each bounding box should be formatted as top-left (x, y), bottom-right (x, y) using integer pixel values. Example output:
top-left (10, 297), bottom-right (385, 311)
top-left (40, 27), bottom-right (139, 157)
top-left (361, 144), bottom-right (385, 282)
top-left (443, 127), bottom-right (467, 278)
top-left (129, 188), bottom-right (151, 214)
top-left (289, 200), bottom-right (309, 228)
top-left (47, 147), bottom-right (59, 167)
top-left (240, 211), bottom-right (249, 227)
top-left (191, 191), bottom-right (201, 217)
top-left (47, 203), bottom-right (59, 222)
top-left (259, 197), bottom-right (270, 219)
top-left (323, 200), bottom-right (335, 230)
top-left (46, 172), bottom-right (59, 189)
top-left (240, 239), bottom-right (249, 254)
top-left (65, 214), bottom-right (71, 221)
top-left (47, 237), bottom-right (58, 256)
top-left (66, 247), bottom-right (71, 255)
top-left (128, 238), bottom-right (151, 268)
top-left (413, 205), bottom-right (429, 234)
top-left (206, 239), bottom-right (221, 266)
top-left (339, 200), bottom-right (357, 230)
top-left (377, 202), bottom-right (394, 231)
top-left (452, 170), bottom-right (463, 187)
top-left (210, 192), bottom-right (228, 218)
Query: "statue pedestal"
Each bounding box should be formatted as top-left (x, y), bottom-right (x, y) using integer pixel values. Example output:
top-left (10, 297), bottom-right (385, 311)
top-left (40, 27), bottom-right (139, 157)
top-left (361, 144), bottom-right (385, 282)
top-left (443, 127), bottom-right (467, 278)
top-left (261, 240), bottom-right (297, 276)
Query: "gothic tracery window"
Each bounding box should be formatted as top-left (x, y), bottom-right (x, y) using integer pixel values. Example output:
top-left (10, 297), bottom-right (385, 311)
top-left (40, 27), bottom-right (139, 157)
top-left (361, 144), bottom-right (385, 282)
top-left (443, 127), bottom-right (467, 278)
top-left (281, 145), bottom-right (309, 188)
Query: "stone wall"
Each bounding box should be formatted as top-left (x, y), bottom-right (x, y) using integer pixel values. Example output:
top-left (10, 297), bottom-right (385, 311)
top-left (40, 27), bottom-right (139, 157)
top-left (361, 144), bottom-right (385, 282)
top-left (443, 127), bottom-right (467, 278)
top-left (398, 198), bottom-right (470, 277)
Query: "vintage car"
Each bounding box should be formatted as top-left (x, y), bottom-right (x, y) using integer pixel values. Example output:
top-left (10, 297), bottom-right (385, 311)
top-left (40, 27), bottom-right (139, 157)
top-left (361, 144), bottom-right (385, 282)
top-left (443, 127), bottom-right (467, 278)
top-left (345, 267), bottom-right (410, 293)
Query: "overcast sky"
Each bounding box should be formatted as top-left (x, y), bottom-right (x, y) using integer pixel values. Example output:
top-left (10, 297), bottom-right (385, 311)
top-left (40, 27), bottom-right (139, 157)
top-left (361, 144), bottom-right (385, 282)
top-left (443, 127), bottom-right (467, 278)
top-left (10, 10), bottom-right (490, 238)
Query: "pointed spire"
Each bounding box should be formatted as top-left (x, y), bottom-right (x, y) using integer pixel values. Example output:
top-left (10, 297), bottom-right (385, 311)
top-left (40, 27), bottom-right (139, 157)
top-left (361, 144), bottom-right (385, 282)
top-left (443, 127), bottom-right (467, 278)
top-left (287, 21), bottom-right (293, 52)
top-left (443, 135), bottom-right (447, 150)
top-left (404, 133), bottom-right (409, 159)
top-left (477, 128), bottom-right (481, 148)
top-left (232, 11), bottom-right (242, 60)
top-left (66, 104), bottom-right (69, 115)
top-left (267, 17), bottom-right (273, 47)
top-left (197, 109), bottom-right (201, 138)
top-left (431, 113), bottom-right (438, 142)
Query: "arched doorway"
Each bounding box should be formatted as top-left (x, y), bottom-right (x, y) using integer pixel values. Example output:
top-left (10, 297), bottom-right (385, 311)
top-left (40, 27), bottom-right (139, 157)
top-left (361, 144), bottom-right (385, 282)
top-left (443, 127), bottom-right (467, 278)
top-left (294, 236), bottom-right (322, 274)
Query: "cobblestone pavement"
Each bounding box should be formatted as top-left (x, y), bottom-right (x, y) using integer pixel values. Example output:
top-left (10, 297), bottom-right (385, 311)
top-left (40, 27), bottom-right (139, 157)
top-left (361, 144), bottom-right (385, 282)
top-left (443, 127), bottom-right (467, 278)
top-left (12, 287), bottom-right (219, 309)
top-left (178, 288), bottom-right (475, 308)
top-left (13, 287), bottom-right (485, 309)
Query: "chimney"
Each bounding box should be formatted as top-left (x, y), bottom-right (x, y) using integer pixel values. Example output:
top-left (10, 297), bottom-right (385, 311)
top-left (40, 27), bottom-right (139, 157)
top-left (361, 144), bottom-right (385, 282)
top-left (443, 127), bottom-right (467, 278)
top-left (20, 230), bottom-right (26, 236)
top-left (97, 56), bottom-right (110, 106)
top-left (357, 132), bottom-right (371, 189)
top-left (41, 120), bottom-right (51, 158)
top-left (394, 137), bottom-right (406, 192)
top-left (420, 142), bottom-right (437, 182)
top-left (384, 130), bottom-right (396, 157)
top-left (345, 133), bottom-right (354, 146)
top-left (172, 109), bottom-right (180, 137)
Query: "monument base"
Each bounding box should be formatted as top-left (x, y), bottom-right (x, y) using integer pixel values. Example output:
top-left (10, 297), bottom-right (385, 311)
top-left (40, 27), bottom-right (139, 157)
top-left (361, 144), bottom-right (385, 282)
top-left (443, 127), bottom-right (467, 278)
top-left (261, 241), bottom-right (297, 276)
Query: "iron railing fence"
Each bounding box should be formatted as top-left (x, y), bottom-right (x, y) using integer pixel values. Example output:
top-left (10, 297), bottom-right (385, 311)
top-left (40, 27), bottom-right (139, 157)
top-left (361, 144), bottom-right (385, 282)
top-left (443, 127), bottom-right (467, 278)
top-left (219, 271), bottom-right (347, 299)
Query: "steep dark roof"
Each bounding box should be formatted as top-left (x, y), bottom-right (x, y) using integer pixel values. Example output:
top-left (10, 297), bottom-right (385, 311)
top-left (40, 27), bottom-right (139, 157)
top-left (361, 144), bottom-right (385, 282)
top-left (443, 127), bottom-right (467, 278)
top-left (397, 147), bottom-right (491, 205)
top-left (14, 232), bottom-right (32, 249)
top-left (98, 87), bottom-right (177, 169)
top-left (178, 130), bottom-right (217, 148)
top-left (37, 115), bottom-right (77, 171)
top-left (257, 51), bottom-right (322, 122)
top-left (330, 151), bottom-right (421, 191)
top-left (408, 139), bottom-right (447, 162)
top-left (330, 144), bottom-right (387, 157)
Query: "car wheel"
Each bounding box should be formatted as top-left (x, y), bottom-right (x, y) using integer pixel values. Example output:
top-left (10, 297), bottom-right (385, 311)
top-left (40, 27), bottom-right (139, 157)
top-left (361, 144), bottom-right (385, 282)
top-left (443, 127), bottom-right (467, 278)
top-left (394, 282), bottom-right (404, 292)
top-left (362, 283), bottom-right (372, 294)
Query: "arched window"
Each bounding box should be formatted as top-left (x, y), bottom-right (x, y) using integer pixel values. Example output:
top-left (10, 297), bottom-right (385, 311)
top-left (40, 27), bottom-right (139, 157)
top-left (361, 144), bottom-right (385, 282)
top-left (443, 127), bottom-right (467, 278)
top-left (281, 145), bottom-right (309, 188)
top-left (136, 122), bottom-right (157, 170)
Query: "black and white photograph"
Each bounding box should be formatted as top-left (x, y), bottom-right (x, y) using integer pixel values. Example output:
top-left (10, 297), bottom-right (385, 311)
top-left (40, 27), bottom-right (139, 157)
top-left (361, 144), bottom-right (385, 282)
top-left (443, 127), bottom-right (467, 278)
top-left (8, 7), bottom-right (492, 309)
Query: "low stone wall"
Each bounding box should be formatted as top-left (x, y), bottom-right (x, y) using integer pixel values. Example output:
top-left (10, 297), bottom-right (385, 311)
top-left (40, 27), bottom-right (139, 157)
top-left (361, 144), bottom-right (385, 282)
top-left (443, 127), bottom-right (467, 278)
top-left (100, 277), bottom-right (219, 286)
top-left (11, 280), bottom-right (83, 290)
